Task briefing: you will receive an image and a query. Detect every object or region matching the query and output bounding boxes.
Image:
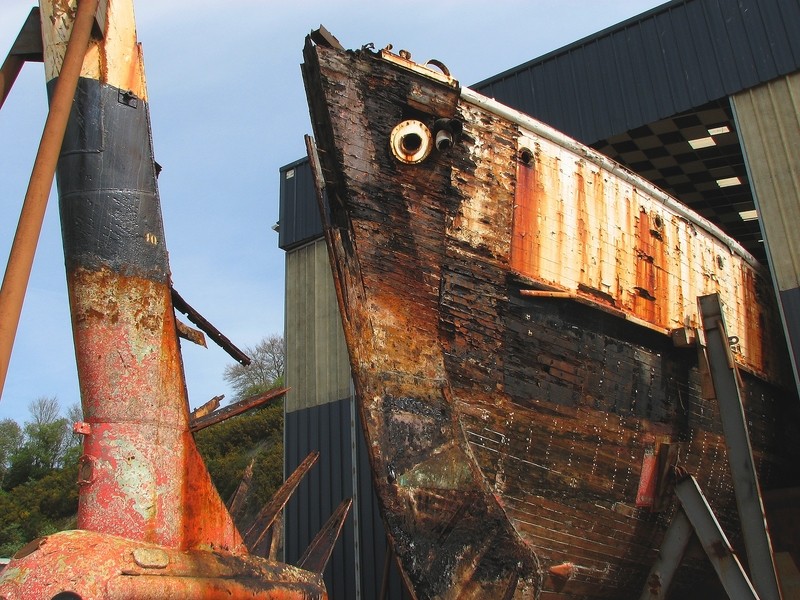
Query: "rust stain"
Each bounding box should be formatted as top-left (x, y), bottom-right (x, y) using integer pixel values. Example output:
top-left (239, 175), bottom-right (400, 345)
top-left (511, 148), bottom-right (538, 276)
top-left (575, 162), bottom-right (589, 288)
top-left (507, 131), bottom-right (776, 381)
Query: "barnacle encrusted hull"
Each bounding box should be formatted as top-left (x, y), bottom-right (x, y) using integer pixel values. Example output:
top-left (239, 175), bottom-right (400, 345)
top-left (302, 33), bottom-right (798, 599)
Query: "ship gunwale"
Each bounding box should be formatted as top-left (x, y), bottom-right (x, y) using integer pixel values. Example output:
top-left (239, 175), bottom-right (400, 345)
top-left (459, 87), bottom-right (761, 273)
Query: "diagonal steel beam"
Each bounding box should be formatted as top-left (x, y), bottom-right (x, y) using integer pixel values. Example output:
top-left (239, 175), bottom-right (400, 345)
top-left (243, 451), bottom-right (320, 555)
top-left (675, 475), bottom-right (760, 600)
top-left (699, 293), bottom-right (781, 600)
top-left (638, 508), bottom-right (696, 600)
top-left (297, 498), bottom-right (353, 574)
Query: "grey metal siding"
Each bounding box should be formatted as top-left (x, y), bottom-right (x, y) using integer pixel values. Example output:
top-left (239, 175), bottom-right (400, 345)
top-left (284, 238), bottom-right (409, 598)
top-left (284, 239), bottom-right (350, 412)
top-left (284, 399), bottom-right (354, 598)
top-left (473, 0), bottom-right (800, 144)
top-left (284, 399), bottom-right (410, 599)
top-left (731, 72), bottom-right (800, 389)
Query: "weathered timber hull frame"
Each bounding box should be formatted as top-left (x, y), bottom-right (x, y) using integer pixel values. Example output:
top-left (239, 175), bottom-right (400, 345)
top-left (302, 34), bottom-right (800, 599)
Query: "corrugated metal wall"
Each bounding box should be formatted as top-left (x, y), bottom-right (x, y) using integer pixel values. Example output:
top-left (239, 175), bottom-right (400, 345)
top-left (732, 71), bottom-right (800, 387)
top-left (284, 239), bottom-right (350, 413)
top-left (474, 0), bottom-right (800, 144)
top-left (283, 238), bottom-right (409, 598)
top-left (279, 158), bottom-right (323, 251)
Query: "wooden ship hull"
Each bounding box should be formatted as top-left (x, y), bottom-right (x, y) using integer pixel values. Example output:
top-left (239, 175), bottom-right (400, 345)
top-left (302, 32), bottom-right (800, 599)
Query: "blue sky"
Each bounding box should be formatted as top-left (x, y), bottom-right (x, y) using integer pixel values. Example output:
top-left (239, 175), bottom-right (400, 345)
top-left (0, 0), bottom-right (666, 422)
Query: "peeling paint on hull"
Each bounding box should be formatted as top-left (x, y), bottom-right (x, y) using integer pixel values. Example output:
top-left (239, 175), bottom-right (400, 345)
top-left (0, 530), bottom-right (325, 599)
top-left (302, 36), bottom-right (800, 599)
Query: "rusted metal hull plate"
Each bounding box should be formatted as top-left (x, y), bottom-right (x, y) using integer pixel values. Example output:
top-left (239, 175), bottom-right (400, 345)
top-left (0, 530), bottom-right (326, 599)
top-left (509, 128), bottom-right (779, 383)
top-left (0, 3), bottom-right (330, 597)
top-left (302, 37), bottom-right (800, 599)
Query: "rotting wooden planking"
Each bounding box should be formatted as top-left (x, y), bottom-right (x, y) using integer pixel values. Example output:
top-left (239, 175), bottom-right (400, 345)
top-left (303, 32), bottom-right (800, 600)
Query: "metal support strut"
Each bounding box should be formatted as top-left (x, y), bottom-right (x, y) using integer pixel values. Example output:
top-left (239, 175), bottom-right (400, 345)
top-left (640, 293), bottom-right (783, 599)
top-left (643, 473), bottom-right (763, 600)
top-left (700, 293), bottom-right (782, 600)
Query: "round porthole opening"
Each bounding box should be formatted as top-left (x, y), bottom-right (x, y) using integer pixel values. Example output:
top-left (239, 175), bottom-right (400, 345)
top-left (390, 120), bottom-right (433, 164)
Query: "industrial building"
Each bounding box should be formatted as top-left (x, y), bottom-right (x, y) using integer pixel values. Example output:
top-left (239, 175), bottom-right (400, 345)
top-left (278, 0), bottom-right (800, 596)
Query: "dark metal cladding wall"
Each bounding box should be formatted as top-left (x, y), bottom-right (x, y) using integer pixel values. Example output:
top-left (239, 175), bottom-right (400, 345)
top-left (279, 158), bottom-right (323, 250)
top-left (284, 399), bottom-right (410, 600)
top-left (473, 0), bottom-right (800, 144)
top-left (284, 399), bottom-right (354, 599)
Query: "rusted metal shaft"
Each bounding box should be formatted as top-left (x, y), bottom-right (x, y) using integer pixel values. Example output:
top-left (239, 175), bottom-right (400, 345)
top-left (0, 0), bottom-right (98, 400)
top-left (34, 0), bottom-right (240, 550)
top-left (0, 3), bottom-right (332, 597)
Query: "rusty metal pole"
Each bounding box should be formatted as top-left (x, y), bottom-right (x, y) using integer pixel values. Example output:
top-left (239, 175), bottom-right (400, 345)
top-left (0, 0), bottom-right (98, 400)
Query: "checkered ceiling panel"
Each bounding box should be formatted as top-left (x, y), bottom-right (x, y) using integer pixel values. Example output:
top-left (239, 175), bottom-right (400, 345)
top-left (591, 98), bottom-right (764, 263)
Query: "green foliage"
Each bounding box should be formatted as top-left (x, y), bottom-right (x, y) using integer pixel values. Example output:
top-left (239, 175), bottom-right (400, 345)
top-left (223, 335), bottom-right (285, 402)
top-left (0, 420), bottom-right (22, 483)
top-left (195, 400), bottom-right (284, 526)
top-left (246, 441), bottom-right (283, 519)
top-left (2, 399), bottom-right (78, 491)
top-left (0, 398), bottom-right (81, 556)
top-left (0, 459), bottom-right (79, 556)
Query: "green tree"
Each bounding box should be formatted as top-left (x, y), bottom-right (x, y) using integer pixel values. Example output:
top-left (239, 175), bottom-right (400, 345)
top-left (0, 398), bottom-right (81, 556)
top-left (223, 335), bottom-right (285, 400)
top-left (4, 397), bottom-right (79, 490)
top-left (0, 419), bottom-right (23, 487)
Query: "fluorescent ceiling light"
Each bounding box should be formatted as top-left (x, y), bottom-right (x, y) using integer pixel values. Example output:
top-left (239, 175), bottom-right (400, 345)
top-left (717, 176), bottom-right (742, 188)
top-left (689, 136), bottom-right (716, 149)
top-left (739, 209), bottom-right (758, 221)
top-left (708, 125), bottom-right (730, 136)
